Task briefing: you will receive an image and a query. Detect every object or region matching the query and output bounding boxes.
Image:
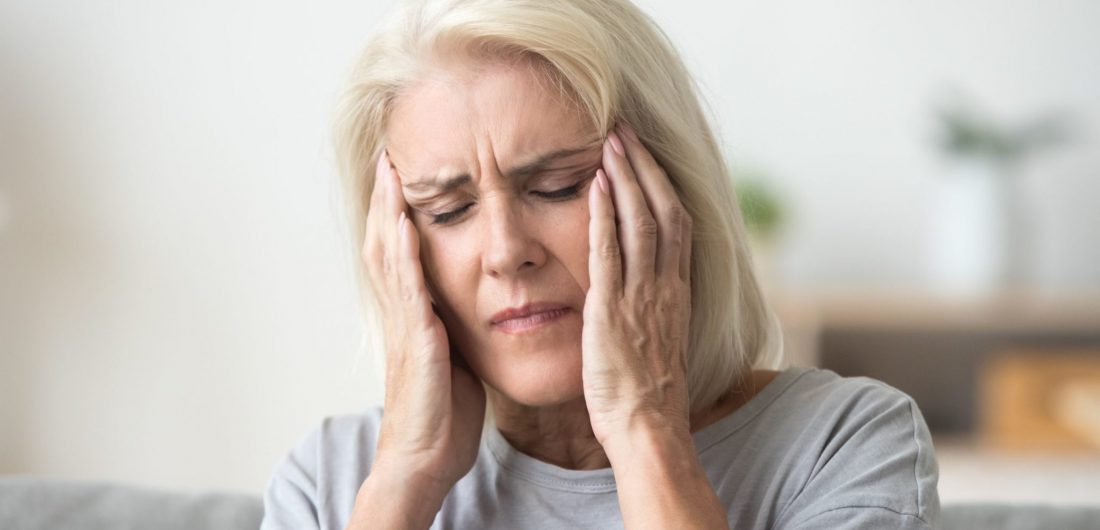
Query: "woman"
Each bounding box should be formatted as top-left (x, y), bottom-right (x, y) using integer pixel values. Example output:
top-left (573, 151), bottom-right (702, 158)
top-left (262, 0), bottom-right (940, 528)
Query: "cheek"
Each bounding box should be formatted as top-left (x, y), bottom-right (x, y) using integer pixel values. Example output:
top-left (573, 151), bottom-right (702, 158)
top-left (579, 216), bottom-right (593, 292)
top-left (417, 229), bottom-right (472, 305)
top-left (547, 197), bottom-right (593, 293)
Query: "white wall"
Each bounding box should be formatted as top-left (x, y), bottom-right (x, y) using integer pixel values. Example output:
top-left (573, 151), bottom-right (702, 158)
top-left (1, 0), bottom-right (1097, 494)
top-left (635, 0), bottom-right (1100, 288)
top-left (0, 0), bottom-right (398, 493)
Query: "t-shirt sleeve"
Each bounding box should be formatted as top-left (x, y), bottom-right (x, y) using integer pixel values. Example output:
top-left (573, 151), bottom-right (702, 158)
top-left (260, 425), bottom-right (323, 530)
top-left (785, 505), bottom-right (932, 529)
top-left (775, 379), bottom-right (941, 530)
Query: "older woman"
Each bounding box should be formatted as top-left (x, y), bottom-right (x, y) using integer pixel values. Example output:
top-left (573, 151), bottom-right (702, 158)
top-left (261, 0), bottom-right (940, 528)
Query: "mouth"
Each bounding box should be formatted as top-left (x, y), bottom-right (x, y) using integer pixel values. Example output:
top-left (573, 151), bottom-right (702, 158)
top-left (490, 303), bottom-right (573, 334)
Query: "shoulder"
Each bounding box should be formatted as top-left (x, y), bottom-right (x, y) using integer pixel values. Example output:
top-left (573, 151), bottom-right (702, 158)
top-left (774, 367), bottom-right (931, 440)
top-left (786, 366), bottom-right (915, 407)
top-left (260, 407), bottom-right (385, 530)
top-left (770, 368), bottom-right (941, 528)
top-left (279, 406), bottom-right (386, 474)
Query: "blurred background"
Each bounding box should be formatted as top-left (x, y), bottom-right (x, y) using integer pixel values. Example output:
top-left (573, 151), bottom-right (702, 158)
top-left (1, 0), bottom-right (1098, 507)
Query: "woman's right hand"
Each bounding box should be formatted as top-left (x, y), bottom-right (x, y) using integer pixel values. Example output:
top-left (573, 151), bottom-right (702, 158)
top-left (359, 150), bottom-right (487, 502)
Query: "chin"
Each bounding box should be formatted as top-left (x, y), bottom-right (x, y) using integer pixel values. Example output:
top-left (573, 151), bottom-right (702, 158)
top-left (480, 344), bottom-right (585, 408)
top-left (448, 310), bottom-right (586, 408)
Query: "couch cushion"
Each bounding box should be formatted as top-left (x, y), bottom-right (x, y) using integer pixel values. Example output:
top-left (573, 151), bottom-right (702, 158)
top-left (0, 475), bottom-right (262, 530)
top-left (4, 475), bottom-right (1099, 530)
top-left (942, 502), bottom-right (1100, 530)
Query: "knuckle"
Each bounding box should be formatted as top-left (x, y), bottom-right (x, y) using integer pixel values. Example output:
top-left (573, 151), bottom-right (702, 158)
top-left (666, 204), bottom-right (687, 227)
top-left (599, 240), bottom-right (621, 260)
top-left (623, 279), bottom-right (644, 297)
top-left (635, 214), bottom-right (658, 237)
top-left (399, 286), bottom-right (417, 305)
top-left (660, 289), bottom-right (682, 313)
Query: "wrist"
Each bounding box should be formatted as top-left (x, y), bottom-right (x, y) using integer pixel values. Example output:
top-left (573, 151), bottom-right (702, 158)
top-left (348, 460), bottom-right (450, 530)
top-left (604, 419), bottom-right (728, 528)
top-left (373, 456), bottom-right (453, 502)
top-left (603, 417), bottom-right (694, 469)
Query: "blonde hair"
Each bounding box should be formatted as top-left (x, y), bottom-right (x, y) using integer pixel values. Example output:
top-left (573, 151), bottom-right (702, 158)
top-left (333, 0), bottom-right (784, 417)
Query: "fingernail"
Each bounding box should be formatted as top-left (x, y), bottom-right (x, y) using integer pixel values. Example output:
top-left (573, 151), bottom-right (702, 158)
top-left (608, 130), bottom-right (625, 156)
top-left (597, 169), bottom-right (609, 194)
top-left (398, 211), bottom-right (406, 231)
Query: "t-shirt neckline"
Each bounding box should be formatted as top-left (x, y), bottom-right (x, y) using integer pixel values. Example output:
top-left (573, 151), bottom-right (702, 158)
top-left (483, 365), bottom-right (815, 493)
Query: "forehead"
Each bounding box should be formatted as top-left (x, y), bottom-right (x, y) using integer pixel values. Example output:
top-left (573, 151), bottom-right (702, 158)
top-left (385, 61), bottom-right (597, 185)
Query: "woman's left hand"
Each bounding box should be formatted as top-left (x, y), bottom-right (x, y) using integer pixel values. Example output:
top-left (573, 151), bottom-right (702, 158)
top-left (582, 122), bottom-right (694, 452)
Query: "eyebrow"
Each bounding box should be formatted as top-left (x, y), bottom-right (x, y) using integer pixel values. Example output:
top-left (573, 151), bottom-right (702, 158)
top-left (402, 145), bottom-right (595, 193)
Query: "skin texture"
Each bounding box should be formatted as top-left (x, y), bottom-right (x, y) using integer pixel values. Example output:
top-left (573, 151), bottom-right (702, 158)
top-left (356, 57), bottom-right (780, 529)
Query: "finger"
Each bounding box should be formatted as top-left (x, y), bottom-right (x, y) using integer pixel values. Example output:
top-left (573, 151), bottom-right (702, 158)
top-left (385, 157), bottom-right (437, 339)
top-left (381, 151), bottom-right (405, 285)
top-left (365, 151), bottom-right (388, 254)
top-left (588, 168), bottom-right (622, 297)
top-left (617, 122), bottom-right (692, 282)
top-left (680, 197), bottom-right (692, 284)
top-left (603, 129), bottom-right (657, 285)
top-left (363, 151), bottom-right (390, 306)
top-left (395, 210), bottom-right (437, 335)
top-left (369, 149), bottom-right (388, 215)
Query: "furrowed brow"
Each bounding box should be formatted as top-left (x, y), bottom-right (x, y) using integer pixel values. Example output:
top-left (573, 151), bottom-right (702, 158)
top-left (403, 145), bottom-right (594, 192)
top-left (505, 146), bottom-right (592, 180)
top-left (403, 173), bottom-right (471, 193)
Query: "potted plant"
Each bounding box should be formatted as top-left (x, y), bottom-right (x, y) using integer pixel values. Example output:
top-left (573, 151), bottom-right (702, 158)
top-left (928, 90), bottom-right (1070, 293)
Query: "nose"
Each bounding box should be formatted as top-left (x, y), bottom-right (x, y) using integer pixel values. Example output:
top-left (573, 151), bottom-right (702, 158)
top-left (480, 193), bottom-right (546, 279)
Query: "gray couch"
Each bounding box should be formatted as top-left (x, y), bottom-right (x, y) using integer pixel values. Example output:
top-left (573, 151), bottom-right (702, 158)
top-left (0, 476), bottom-right (262, 530)
top-left (2, 475), bottom-right (1098, 529)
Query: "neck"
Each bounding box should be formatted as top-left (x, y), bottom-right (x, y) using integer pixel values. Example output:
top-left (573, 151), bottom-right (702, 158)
top-left (489, 390), bottom-right (610, 470)
top-left (488, 371), bottom-right (765, 471)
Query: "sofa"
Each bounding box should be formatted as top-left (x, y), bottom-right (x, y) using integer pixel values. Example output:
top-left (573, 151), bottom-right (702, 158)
top-left (2, 475), bottom-right (1098, 529)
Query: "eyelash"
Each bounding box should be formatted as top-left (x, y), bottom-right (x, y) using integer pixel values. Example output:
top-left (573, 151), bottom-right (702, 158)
top-left (429, 184), bottom-right (584, 225)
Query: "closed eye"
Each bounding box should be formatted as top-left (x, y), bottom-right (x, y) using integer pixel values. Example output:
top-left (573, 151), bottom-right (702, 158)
top-left (532, 183), bottom-right (582, 200)
top-left (429, 203), bottom-right (474, 225)
top-left (428, 182), bottom-right (587, 225)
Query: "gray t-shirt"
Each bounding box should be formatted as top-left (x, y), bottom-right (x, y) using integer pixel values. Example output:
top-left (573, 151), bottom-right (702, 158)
top-left (260, 366), bottom-right (940, 529)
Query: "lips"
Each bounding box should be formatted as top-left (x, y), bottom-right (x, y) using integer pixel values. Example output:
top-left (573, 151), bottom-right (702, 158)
top-left (490, 302), bottom-right (571, 326)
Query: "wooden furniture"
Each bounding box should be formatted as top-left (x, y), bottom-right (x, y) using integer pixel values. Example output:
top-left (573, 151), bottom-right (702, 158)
top-left (766, 287), bottom-right (1100, 437)
top-left (979, 351), bottom-right (1100, 451)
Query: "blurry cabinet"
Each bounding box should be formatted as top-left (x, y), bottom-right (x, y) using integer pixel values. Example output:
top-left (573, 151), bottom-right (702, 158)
top-left (771, 288), bottom-right (1100, 437)
top-left (980, 351), bottom-right (1100, 451)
